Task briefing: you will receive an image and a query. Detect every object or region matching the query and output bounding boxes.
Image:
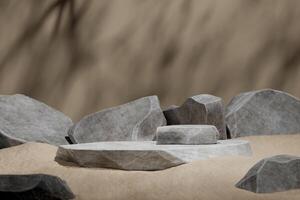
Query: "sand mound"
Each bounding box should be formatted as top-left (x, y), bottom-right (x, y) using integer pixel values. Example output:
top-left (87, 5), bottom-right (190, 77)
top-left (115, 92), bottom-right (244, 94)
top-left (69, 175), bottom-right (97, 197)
top-left (0, 135), bottom-right (300, 200)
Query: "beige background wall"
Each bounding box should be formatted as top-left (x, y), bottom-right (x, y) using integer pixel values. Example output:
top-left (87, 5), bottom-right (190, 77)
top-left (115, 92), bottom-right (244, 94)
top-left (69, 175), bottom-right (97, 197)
top-left (1, 0), bottom-right (300, 120)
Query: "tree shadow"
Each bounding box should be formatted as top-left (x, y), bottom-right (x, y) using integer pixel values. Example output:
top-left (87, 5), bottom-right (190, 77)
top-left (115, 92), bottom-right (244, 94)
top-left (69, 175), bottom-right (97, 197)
top-left (0, 0), bottom-right (96, 97)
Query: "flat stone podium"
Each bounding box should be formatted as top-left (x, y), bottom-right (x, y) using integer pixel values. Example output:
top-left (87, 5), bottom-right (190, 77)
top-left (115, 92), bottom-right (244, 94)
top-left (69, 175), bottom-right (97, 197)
top-left (56, 140), bottom-right (252, 171)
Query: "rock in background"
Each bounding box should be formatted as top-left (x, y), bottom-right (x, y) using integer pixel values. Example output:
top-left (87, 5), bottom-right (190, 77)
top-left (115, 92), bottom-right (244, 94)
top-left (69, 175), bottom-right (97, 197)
top-left (163, 94), bottom-right (226, 139)
top-left (163, 105), bottom-right (181, 125)
top-left (0, 174), bottom-right (75, 200)
top-left (68, 96), bottom-right (166, 143)
top-left (236, 155), bottom-right (300, 193)
top-left (226, 89), bottom-right (300, 138)
top-left (0, 94), bottom-right (73, 148)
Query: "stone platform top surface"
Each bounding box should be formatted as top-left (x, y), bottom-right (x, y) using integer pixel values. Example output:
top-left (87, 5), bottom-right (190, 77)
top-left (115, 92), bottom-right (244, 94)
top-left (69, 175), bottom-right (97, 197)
top-left (59, 140), bottom-right (248, 151)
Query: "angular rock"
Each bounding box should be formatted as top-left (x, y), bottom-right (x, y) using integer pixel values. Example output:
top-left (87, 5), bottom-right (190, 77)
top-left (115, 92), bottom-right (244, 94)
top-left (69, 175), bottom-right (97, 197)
top-left (163, 105), bottom-right (181, 125)
top-left (226, 89), bottom-right (300, 138)
top-left (68, 96), bottom-right (166, 143)
top-left (0, 174), bottom-right (75, 199)
top-left (156, 125), bottom-right (218, 145)
top-left (0, 94), bottom-right (73, 148)
top-left (163, 95), bottom-right (226, 139)
top-left (236, 155), bottom-right (300, 193)
top-left (56, 140), bottom-right (252, 171)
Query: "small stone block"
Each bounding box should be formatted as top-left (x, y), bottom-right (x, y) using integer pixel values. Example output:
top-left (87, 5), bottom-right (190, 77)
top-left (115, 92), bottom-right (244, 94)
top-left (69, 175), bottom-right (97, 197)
top-left (156, 125), bottom-right (218, 145)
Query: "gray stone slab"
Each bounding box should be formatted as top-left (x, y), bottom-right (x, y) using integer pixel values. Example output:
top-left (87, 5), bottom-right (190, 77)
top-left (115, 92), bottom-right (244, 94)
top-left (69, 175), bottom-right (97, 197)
top-left (0, 94), bottom-right (73, 148)
top-left (0, 174), bottom-right (75, 200)
top-left (226, 89), bottom-right (300, 138)
top-left (156, 125), bottom-right (218, 145)
top-left (163, 94), bottom-right (227, 140)
top-left (236, 155), bottom-right (300, 193)
top-left (56, 140), bottom-right (252, 171)
top-left (68, 96), bottom-right (166, 143)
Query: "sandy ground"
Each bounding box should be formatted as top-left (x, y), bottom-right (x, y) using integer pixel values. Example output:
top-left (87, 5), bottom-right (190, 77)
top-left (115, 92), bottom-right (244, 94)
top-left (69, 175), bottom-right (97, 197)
top-left (0, 135), bottom-right (300, 200)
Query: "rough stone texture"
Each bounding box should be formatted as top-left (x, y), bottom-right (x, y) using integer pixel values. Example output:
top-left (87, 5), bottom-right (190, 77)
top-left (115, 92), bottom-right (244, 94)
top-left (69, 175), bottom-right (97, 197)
top-left (163, 95), bottom-right (226, 139)
top-left (163, 105), bottom-right (181, 125)
top-left (0, 174), bottom-right (75, 200)
top-left (56, 140), bottom-right (252, 171)
top-left (226, 89), bottom-right (300, 138)
top-left (156, 125), bottom-right (218, 145)
top-left (0, 94), bottom-right (73, 148)
top-left (68, 96), bottom-right (166, 143)
top-left (236, 155), bottom-right (300, 193)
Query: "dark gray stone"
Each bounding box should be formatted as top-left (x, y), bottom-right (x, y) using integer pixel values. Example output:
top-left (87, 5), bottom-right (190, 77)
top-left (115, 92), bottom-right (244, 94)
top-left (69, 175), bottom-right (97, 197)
top-left (163, 95), bottom-right (226, 139)
top-left (56, 140), bottom-right (252, 171)
top-left (68, 96), bottom-right (166, 143)
top-left (226, 89), bottom-right (300, 138)
top-left (0, 94), bottom-right (73, 148)
top-left (156, 125), bottom-right (218, 145)
top-left (236, 155), bottom-right (300, 193)
top-left (0, 174), bottom-right (75, 200)
top-left (163, 105), bottom-right (181, 125)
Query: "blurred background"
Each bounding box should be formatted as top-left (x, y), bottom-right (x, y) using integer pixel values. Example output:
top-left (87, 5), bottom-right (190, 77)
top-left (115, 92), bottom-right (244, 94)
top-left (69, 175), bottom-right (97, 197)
top-left (1, 0), bottom-right (300, 121)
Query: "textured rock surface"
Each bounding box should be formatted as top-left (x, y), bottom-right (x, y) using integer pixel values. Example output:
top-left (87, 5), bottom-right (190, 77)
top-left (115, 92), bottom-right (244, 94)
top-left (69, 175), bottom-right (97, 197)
top-left (68, 96), bottom-right (166, 143)
top-left (226, 89), bottom-right (300, 138)
top-left (156, 125), bottom-right (218, 145)
top-left (163, 105), bottom-right (181, 125)
top-left (0, 94), bottom-right (73, 148)
top-left (56, 140), bottom-right (252, 171)
top-left (236, 155), bottom-right (300, 193)
top-left (164, 95), bottom-right (226, 139)
top-left (0, 174), bottom-right (75, 199)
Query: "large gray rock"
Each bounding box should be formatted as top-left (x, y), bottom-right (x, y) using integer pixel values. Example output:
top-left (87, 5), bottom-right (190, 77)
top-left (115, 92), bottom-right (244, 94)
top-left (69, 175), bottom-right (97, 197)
top-left (226, 89), bottom-right (300, 138)
top-left (163, 95), bottom-right (227, 139)
top-left (0, 94), bottom-right (73, 148)
top-left (156, 125), bottom-right (218, 145)
top-left (236, 155), bottom-right (300, 193)
top-left (0, 174), bottom-right (75, 199)
top-left (56, 140), bottom-right (252, 171)
top-left (68, 96), bottom-right (166, 143)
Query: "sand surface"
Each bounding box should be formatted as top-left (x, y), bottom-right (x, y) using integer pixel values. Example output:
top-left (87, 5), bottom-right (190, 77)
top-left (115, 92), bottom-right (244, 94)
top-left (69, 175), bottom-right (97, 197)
top-left (0, 135), bottom-right (300, 200)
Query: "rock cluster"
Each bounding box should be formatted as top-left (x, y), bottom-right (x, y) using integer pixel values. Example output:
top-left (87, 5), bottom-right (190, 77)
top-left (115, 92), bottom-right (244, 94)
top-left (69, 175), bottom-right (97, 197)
top-left (0, 174), bottom-right (75, 199)
top-left (0, 89), bottom-right (299, 174)
top-left (236, 155), bottom-right (300, 193)
top-left (55, 93), bottom-right (255, 171)
top-left (2, 89), bottom-right (297, 149)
